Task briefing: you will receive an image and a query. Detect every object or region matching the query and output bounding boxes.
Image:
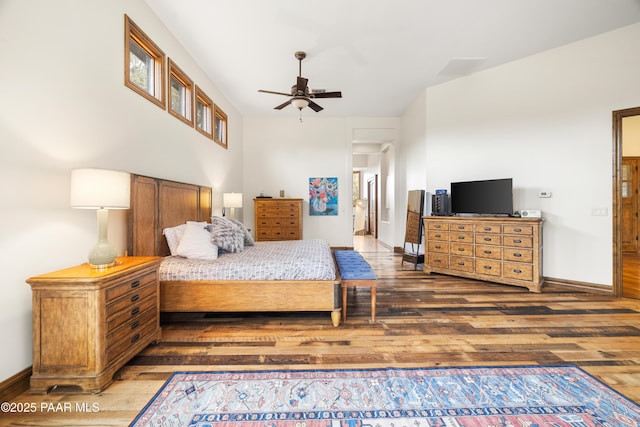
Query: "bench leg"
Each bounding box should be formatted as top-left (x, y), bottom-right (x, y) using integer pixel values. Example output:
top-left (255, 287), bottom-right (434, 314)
top-left (342, 285), bottom-right (348, 322)
top-left (371, 284), bottom-right (376, 323)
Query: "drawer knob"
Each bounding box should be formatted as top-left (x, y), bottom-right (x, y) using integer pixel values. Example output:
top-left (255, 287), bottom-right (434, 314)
top-left (131, 333), bottom-right (141, 344)
top-left (484, 237), bottom-right (492, 241)
top-left (484, 227), bottom-right (491, 231)
top-left (514, 228), bottom-right (522, 232)
top-left (435, 234), bottom-right (442, 238)
top-left (514, 239), bottom-right (522, 243)
top-left (513, 269), bottom-right (522, 273)
top-left (458, 236), bottom-right (465, 240)
top-left (435, 245), bottom-right (442, 249)
top-left (131, 307), bottom-right (140, 316)
top-left (131, 294), bottom-right (140, 302)
top-left (435, 225), bottom-right (441, 229)
top-left (484, 265), bottom-right (492, 270)
top-left (458, 262), bottom-right (465, 266)
top-left (513, 253), bottom-right (522, 257)
top-left (131, 320), bottom-right (140, 330)
top-left (131, 280), bottom-right (140, 289)
top-left (484, 250), bottom-right (492, 254)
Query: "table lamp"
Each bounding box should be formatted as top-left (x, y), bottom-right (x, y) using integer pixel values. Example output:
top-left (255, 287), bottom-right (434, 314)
top-left (70, 168), bottom-right (131, 268)
top-left (223, 192), bottom-right (243, 220)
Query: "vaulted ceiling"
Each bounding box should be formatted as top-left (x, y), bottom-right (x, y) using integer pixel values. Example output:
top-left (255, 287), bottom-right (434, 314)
top-left (145, 0), bottom-right (640, 118)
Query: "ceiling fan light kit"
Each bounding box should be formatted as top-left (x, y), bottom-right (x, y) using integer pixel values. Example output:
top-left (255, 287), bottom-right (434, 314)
top-left (258, 51), bottom-right (342, 117)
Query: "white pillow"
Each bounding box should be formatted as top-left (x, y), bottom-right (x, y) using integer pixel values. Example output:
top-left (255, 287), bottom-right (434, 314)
top-left (163, 221), bottom-right (207, 255)
top-left (175, 222), bottom-right (219, 260)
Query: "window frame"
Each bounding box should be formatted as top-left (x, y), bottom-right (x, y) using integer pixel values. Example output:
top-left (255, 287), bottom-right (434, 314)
top-left (214, 104), bottom-right (228, 149)
top-left (124, 15), bottom-right (165, 109)
top-left (167, 58), bottom-right (194, 127)
top-left (194, 85), bottom-right (214, 139)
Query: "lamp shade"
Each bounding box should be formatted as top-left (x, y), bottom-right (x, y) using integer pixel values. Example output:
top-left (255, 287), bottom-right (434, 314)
top-left (292, 98), bottom-right (309, 110)
top-left (70, 168), bottom-right (131, 209)
top-left (223, 192), bottom-right (243, 208)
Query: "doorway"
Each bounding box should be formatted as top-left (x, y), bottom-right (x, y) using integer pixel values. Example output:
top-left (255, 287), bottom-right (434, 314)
top-left (367, 175), bottom-right (378, 238)
top-left (613, 106), bottom-right (640, 298)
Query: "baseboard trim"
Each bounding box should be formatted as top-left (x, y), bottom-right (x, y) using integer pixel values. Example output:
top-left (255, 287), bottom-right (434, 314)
top-left (543, 276), bottom-right (613, 294)
top-left (0, 366), bottom-right (31, 401)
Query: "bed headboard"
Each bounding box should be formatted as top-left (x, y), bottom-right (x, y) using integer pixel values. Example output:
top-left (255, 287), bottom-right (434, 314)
top-left (127, 174), bottom-right (212, 256)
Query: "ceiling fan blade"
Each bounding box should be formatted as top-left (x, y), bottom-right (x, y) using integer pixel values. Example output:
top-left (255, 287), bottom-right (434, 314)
top-left (274, 99), bottom-right (293, 110)
top-left (296, 77), bottom-right (308, 93)
top-left (311, 91), bottom-right (342, 99)
top-left (308, 100), bottom-right (323, 112)
top-left (258, 89), bottom-right (292, 96)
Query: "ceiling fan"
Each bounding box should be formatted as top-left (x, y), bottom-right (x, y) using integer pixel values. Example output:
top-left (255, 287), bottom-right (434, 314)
top-left (258, 51), bottom-right (342, 112)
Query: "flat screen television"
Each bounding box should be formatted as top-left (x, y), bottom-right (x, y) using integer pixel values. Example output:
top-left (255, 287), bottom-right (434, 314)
top-left (450, 178), bottom-right (513, 216)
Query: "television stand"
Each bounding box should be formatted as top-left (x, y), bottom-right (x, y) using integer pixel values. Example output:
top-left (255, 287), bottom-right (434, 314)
top-left (423, 216), bottom-right (543, 292)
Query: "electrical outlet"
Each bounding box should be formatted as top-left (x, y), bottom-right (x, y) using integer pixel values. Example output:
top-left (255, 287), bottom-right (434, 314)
top-left (538, 191), bottom-right (551, 198)
top-left (591, 208), bottom-right (608, 216)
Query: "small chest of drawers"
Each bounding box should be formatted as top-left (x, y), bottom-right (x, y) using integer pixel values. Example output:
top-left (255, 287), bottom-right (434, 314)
top-left (26, 256), bottom-right (162, 393)
top-left (423, 217), bottom-right (543, 292)
top-left (254, 198), bottom-right (303, 241)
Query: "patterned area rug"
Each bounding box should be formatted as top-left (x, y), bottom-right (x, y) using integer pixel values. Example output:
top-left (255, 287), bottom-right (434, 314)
top-left (130, 365), bottom-right (640, 426)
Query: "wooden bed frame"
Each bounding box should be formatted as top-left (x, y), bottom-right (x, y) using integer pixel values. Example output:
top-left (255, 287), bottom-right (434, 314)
top-left (127, 174), bottom-right (342, 326)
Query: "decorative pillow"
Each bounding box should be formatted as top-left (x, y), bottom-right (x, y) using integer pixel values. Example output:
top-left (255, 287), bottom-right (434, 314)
top-left (163, 221), bottom-right (207, 255)
top-left (210, 216), bottom-right (244, 253)
top-left (175, 222), bottom-right (219, 260)
top-left (231, 219), bottom-right (254, 246)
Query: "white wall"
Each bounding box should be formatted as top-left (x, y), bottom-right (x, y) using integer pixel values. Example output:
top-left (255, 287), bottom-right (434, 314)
top-left (0, 0), bottom-right (243, 382)
top-left (243, 117), bottom-right (399, 248)
top-left (416, 23), bottom-right (640, 286)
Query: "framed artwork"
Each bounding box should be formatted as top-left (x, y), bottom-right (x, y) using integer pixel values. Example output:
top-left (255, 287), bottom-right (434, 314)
top-left (309, 177), bottom-right (338, 216)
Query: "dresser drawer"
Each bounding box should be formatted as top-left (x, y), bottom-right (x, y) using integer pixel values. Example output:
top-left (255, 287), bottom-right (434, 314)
top-left (427, 222), bottom-right (449, 231)
top-left (503, 225), bottom-right (533, 235)
top-left (427, 253), bottom-right (449, 268)
top-left (450, 223), bottom-right (473, 232)
top-left (428, 230), bottom-right (449, 241)
top-left (475, 223), bottom-right (501, 234)
top-left (450, 232), bottom-right (473, 243)
top-left (503, 262), bottom-right (533, 281)
top-left (450, 243), bottom-right (473, 257)
top-left (475, 234), bottom-right (502, 246)
top-left (428, 241), bottom-right (449, 253)
top-left (476, 259), bottom-right (501, 277)
top-left (504, 248), bottom-right (533, 263)
top-left (106, 271), bottom-right (156, 302)
top-left (503, 236), bottom-right (533, 248)
top-left (450, 255), bottom-right (474, 272)
top-left (476, 245), bottom-right (502, 260)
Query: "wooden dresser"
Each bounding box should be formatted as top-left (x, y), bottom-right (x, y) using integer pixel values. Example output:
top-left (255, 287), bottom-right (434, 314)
top-left (423, 216), bottom-right (543, 292)
top-left (26, 256), bottom-right (162, 393)
top-left (254, 198), bottom-right (303, 241)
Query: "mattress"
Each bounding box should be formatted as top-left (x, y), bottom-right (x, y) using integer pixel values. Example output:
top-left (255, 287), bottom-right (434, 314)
top-left (159, 239), bottom-right (336, 281)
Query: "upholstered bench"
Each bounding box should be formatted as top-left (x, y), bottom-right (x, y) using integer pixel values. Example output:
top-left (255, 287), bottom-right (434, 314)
top-left (334, 250), bottom-right (377, 322)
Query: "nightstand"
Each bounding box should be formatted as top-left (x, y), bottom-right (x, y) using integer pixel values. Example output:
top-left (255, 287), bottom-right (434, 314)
top-left (26, 256), bottom-right (162, 393)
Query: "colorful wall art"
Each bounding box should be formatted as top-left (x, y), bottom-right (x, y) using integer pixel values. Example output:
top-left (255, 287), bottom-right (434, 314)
top-left (309, 177), bottom-right (338, 216)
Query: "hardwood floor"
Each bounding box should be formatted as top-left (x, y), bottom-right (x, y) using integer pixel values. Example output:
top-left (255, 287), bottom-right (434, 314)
top-left (4, 236), bottom-right (640, 426)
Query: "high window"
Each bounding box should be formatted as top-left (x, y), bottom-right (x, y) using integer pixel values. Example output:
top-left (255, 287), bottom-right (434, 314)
top-left (195, 85), bottom-right (213, 139)
top-left (214, 105), bottom-right (228, 149)
top-left (168, 59), bottom-right (194, 126)
top-left (124, 15), bottom-right (165, 109)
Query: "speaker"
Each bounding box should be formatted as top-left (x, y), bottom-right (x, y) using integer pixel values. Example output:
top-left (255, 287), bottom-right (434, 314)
top-left (520, 209), bottom-right (541, 218)
top-left (431, 194), bottom-right (450, 216)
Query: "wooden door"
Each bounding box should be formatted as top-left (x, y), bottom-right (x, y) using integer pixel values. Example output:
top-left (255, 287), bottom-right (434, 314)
top-left (622, 157), bottom-right (639, 253)
top-left (367, 175), bottom-right (378, 238)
